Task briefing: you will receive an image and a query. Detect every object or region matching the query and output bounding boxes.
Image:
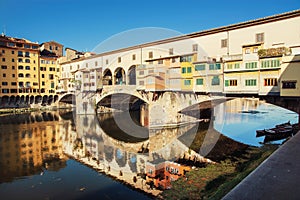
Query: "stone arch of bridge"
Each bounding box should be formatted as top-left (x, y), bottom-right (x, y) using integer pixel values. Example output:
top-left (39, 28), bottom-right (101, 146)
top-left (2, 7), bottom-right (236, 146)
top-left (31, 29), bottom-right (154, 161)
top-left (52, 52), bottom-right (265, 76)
top-left (58, 93), bottom-right (76, 104)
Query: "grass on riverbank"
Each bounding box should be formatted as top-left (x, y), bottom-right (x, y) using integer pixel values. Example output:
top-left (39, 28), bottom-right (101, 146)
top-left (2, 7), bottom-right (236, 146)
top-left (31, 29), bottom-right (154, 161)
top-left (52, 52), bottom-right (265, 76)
top-left (160, 144), bottom-right (278, 200)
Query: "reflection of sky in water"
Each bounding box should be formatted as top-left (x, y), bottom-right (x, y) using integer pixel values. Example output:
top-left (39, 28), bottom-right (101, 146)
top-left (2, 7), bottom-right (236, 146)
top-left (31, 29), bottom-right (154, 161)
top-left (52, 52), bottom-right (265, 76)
top-left (213, 99), bottom-right (298, 146)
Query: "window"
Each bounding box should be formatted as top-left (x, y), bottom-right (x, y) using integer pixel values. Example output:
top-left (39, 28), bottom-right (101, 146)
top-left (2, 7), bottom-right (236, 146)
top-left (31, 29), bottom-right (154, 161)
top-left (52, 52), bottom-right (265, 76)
top-left (18, 65), bottom-right (24, 70)
top-left (106, 59), bottom-right (109, 65)
top-left (25, 66), bottom-right (30, 70)
top-left (2, 58), bottom-right (5, 62)
top-left (264, 78), bottom-right (277, 86)
top-left (148, 51), bottom-right (153, 59)
top-left (195, 64), bottom-right (205, 71)
top-left (19, 82), bottom-right (24, 87)
top-left (282, 81), bottom-right (296, 89)
top-left (49, 74), bottom-right (54, 80)
top-left (25, 59), bottom-right (30, 63)
top-left (181, 67), bottom-right (186, 74)
top-left (187, 67), bottom-right (192, 73)
top-left (8, 42), bottom-right (15, 47)
top-left (25, 52), bottom-right (30, 57)
top-left (42, 74), bottom-right (45, 78)
top-left (253, 47), bottom-right (258, 53)
top-left (227, 63), bottom-right (233, 69)
top-left (12, 74), bottom-right (15, 77)
top-left (18, 51), bottom-right (23, 56)
top-left (245, 79), bottom-right (257, 86)
top-left (196, 78), bottom-right (203, 85)
top-left (192, 44), bottom-right (198, 52)
top-left (11, 50), bottom-right (14, 54)
top-left (169, 48), bottom-right (173, 55)
top-left (245, 48), bottom-right (250, 54)
top-left (172, 58), bottom-right (176, 63)
top-left (25, 74), bottom-right (30, 78)
top-left (12, 66), bottom-right (15, 70)
top-left (221, 39), bottom-right (228, 48)
top-left (1, 49), bottom-right (4, 53)
top-left (32, 45), bottom-right (38, 49)
top-left (234, 63), bottom-right (240, 69)
top-left (24, 44), bottom-right (30, 48)
top-left (2, 89), bottom-right (9, 93)
top-left (139, 70), bottom-right (144, 75)
top-left (2, 73), bottom-right (6, 77)
top-left (211, 76), bottom-right (220, 85)
top-left (10, 89), bottom-right (17, 93)
top-left (2, 82), bottom-right (8, 86)
top-left (11, 82), bottom-right (17, 86)
top-left (51, 82), bottom-right (55, 89)
top-left (256, 33), bottom-right (264, 43)
top-left (184, 79), bottom-right (191, 85)
top-left (118, 57), bottom-right (121, 63)
top-left (225, 79), bottom-right (237, 86)
top-left (1, 65), bottom-right (7, 69)
top-left (18, 73), bottom-right (24, 77)
top-left (245, 62), bottom-right (257, 69)
top-left (42, 81), bottom-right (45, 86)
top-left (85, 63), bottom-right (88, 68)
top-left (209, 63), bottom-right (221, 70)
top-left (132, 54), bottom-right (136, 60)
top-left (261, 59), bottom-right (280, 68)
top-left (12, 58), bottom-right (14, 62)
top-left (49, 45), bottom-right (52, 50)
top-left (180, 55), bottom-right (192, 62)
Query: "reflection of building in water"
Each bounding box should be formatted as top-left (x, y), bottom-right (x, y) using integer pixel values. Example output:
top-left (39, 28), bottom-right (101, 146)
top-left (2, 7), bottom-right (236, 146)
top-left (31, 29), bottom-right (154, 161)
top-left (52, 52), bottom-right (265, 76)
top-left (0, 112), bottom-right (66, 182)
top-left (213, 98), bottom-right (261, 125)
top-left (146, 161), bottom-right (190, 190)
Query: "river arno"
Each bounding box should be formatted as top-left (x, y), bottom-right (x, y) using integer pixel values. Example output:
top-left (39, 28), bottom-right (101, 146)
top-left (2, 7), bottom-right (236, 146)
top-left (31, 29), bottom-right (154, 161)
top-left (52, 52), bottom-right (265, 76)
top-left (0, 98), bottom-right (298, 199)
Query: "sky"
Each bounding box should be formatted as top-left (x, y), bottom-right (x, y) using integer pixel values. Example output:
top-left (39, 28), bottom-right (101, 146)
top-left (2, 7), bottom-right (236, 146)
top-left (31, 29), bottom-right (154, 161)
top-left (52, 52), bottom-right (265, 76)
top-left (0, 0), bottom-right (299, 53)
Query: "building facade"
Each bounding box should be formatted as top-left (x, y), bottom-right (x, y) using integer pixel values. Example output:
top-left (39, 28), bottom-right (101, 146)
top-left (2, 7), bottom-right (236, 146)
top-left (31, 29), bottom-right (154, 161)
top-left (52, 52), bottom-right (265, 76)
top-left (58, 10), bottom-right (300, 99)
top-left (0, 36), bottom-right (63, 107)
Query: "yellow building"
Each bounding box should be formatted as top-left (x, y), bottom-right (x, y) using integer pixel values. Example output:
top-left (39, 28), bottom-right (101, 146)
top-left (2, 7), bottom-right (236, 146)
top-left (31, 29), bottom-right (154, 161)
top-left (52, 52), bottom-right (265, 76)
top-left (180, 54), bottom-right (194, 91)
top-left (0, 35), bottom-right (40, 105)
top-left (0, 36), bottom-right (63, 107)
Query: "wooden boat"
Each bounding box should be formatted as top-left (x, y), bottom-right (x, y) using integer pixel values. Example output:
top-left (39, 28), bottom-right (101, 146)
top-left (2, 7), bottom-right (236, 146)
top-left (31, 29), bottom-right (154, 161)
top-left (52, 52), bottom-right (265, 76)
top-left (263, 128), bottom-right (293, 143)
top-left (256, 121), bottom-right (292, 137)
top-left (256, 129), bottom-right (276, 137)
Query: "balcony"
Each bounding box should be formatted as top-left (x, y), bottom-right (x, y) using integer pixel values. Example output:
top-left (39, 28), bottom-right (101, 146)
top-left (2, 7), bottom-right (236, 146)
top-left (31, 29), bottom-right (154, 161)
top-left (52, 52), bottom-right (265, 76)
top-left (222, 54), bottom-right (243, 62)
top-left (258, 47), bottom-right (291, 58)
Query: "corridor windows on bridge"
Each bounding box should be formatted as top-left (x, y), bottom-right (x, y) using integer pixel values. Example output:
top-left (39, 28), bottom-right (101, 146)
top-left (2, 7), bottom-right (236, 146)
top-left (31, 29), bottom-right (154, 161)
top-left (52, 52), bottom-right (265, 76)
top-left (132, 54), bottom-right (136, 60)
top-left (193, 44), bottom-right (198, 52)
top-left (221, 39), bottom-right (228, 48)
top-left (256, 32), bottom-right (264, 43)
top-left (282, 81), bottom-right (296, 89)
top-left (118, 57), bottom-right (121, 63)
top-left (148, 51), bottom-right (153, 59)
top-left (106, 59), bottom-right (109, 65)
top-left (169, 48), bottom-right (174, 55)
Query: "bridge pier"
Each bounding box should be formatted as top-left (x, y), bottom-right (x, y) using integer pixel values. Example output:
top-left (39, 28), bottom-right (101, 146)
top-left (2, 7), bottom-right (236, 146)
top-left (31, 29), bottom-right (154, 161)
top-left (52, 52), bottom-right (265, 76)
top-left (76, 91), bottom-right (97, 114)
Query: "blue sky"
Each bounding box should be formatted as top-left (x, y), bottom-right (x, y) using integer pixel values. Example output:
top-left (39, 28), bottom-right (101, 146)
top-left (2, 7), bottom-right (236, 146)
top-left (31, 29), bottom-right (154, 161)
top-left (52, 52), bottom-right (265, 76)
top-left (0, 0), bottom-right (299, 53)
